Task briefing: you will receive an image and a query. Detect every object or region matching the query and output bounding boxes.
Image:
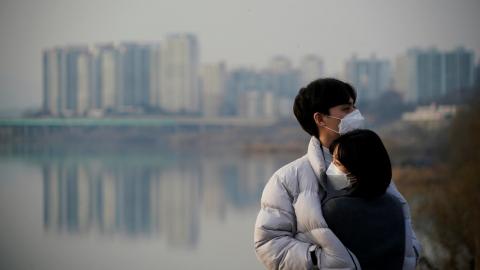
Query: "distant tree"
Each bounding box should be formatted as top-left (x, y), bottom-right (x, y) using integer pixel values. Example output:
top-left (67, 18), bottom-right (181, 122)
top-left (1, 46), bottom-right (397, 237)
top-left (437, 86), bottom-right (479, 105)
top-left (359, 90), bottom-right (412, 126)
top-left (427, 91), bottom-right (480, 269)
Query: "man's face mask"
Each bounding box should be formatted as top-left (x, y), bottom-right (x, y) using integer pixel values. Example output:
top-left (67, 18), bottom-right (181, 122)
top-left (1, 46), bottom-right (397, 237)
top-left (325, 109), bottom-right (365, 135)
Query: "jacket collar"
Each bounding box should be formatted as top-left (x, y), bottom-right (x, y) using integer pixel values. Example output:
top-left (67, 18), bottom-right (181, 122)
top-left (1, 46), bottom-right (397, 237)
top-left (307, 136), bottom-right (332, 188)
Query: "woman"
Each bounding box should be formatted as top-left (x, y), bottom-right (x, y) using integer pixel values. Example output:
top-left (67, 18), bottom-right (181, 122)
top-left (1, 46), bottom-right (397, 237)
top-left (323, 129), bottom-right (406, 269)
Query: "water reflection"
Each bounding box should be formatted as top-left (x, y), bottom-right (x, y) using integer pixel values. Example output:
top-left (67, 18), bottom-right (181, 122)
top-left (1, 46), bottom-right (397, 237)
top-left (41, 151), bottom-right (282, 249)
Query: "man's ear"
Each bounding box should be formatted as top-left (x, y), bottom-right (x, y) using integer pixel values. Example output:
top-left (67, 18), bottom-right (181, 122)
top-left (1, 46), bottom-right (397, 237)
top-left (313, 112), bottom-right (325, 126)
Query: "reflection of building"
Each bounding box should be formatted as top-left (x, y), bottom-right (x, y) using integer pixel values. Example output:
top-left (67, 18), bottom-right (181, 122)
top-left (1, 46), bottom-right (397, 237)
top-left (158, 165), bottom-right (200, 248)
top-left (221, 155), bottom-right (275, 209)
top-left (200, 159), bottom-right (227, 220)
top-left (44, 164), bottom-right (93, 232)
top-left (96, 170), bottom-right (117, 232)
top-left (199, 155), bottom-right (276, 220)
top-left (41, 152), bottom-right (276, 249)
top-left (43, 164), bottom-right (160, 235)
top-left (115, 169), bottom-right (155, 234)
top-left (43, 164), bottom-right (60, 228)
top-left (244, 156), bottom-right (275, 198)
top-left (76, 166), bottom-right (91, 231)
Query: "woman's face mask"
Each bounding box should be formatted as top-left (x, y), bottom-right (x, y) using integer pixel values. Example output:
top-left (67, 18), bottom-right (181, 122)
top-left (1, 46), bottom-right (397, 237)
top-left (325, 109), bottom-right (365, 135)
top-left (325, 162), bottom-right (356, 190)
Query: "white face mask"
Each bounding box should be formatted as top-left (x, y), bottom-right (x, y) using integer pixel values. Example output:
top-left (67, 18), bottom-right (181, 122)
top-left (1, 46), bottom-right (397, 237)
top-left (325, 109), bottom-right (365, 135)
top-left (325, 162), bottom-right (351, 190)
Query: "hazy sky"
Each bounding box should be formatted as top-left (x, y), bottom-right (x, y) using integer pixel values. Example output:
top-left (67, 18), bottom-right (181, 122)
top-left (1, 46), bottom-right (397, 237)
top-left (0, 0), bottom-right (479, 111)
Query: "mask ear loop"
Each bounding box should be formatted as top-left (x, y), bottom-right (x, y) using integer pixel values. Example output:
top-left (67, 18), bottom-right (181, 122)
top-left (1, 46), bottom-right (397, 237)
top-left (314, 113), bottom-right (329, 168)
top-left (319, 141), bottom-right (327, 166)
top-left (318, 140), bottom-right (329, 202)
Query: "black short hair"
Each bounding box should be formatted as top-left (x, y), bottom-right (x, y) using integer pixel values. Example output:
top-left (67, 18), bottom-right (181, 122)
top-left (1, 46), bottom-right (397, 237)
top-left (293, 78), bottom-right (357, 137)
top-left (329, 129), bottom-right (391, 198)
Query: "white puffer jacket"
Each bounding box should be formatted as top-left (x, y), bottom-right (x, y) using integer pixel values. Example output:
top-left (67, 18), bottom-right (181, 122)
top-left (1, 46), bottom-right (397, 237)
top-left (254, 136), bottom-right (421, 270)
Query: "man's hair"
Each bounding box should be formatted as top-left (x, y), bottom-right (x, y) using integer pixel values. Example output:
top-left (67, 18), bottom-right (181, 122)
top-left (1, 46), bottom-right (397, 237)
top-left (329, 129), bottom-right (392, 198)
top-left (293, 78), bottom-right (357, 137)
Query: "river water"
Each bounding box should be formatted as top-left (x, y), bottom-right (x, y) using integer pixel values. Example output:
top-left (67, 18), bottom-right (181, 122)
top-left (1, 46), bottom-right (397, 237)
top-left (0, 147), bottom-right (301, 270)
top-left (0, 144), bottom-right (448, 269)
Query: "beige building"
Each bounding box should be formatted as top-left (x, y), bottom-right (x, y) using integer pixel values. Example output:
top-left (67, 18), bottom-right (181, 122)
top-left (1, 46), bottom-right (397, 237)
top-left (200, 62), bottom-right (226, 117)
top-left (160, 34), bottom-right (200, 114)
top-left (299, 54), bottom-right (324, 86)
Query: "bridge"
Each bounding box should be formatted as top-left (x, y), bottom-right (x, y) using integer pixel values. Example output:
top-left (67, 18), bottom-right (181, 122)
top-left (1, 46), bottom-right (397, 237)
top-left (0, 116), bottom-right (279, 128)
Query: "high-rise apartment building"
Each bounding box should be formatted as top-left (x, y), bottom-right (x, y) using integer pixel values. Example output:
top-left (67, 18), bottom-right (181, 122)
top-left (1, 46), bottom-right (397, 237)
top-left (95, 44), bottom-right (121, 112)
top-left (72, 47), bottom-right (93, 115)
top-left (200, 62), bottom-right (226, 117)
top-left (299, 54), bottom-right (324, 86)
top-left (225, 68), bottom-right (256, 116)
top-left (43, 48), bottom-right (63, 115)
top-left (267, 56), bottom-right (299, 98)
top-left (345, 54), bottom-right (391, 102)
top-left (415, 48), bottom-right (443, 103)
top-left (44, 36), bottom-right (200, 117)
top-left (43, 46), bottom-right (94, 116)
top-left (444, 47), bottom-right (475, 95)
top-left (160, 34), bottom-right (200, 114)
top-left (118, 43), bottom-right (152, 110)
top-left (394, 47), bottom-right (475, 104)
top-left (148, 44), bottom-right (162, 109)
top-left (394, 51), bottom-right (418, 103)
top-left (64, 47), bottom-right (83, 115)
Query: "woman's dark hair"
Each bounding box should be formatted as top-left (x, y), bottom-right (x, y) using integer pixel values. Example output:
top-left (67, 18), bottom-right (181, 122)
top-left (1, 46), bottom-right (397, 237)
top-left (293, 78), bottom-right (356, 138)
top-left (329, 129), bottom-right (391, 198)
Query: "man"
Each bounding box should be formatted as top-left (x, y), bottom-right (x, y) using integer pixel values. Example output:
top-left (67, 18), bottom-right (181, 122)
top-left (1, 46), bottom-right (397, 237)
top-left (253, 78), bottom-right (421, 269)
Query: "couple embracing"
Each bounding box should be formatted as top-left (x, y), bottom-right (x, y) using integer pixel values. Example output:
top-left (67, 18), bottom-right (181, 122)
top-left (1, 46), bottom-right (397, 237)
top-left (254, 78), bottom-right (421, 270)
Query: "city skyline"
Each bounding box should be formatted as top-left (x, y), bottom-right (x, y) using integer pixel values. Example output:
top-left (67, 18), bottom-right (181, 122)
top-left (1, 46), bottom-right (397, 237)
top-left (1, 0), bottom-right (480, 112)
top-left (41, 39), bottom-right (476, 119)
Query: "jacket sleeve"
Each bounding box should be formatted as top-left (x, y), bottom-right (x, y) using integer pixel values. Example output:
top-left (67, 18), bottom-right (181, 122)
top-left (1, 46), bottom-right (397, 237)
top-left (254, 174), bottom-right (360, 270)
top-left (254, 173), bottom-right (315, 269)
top-left (387, 181), bottom-right (422, 267)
